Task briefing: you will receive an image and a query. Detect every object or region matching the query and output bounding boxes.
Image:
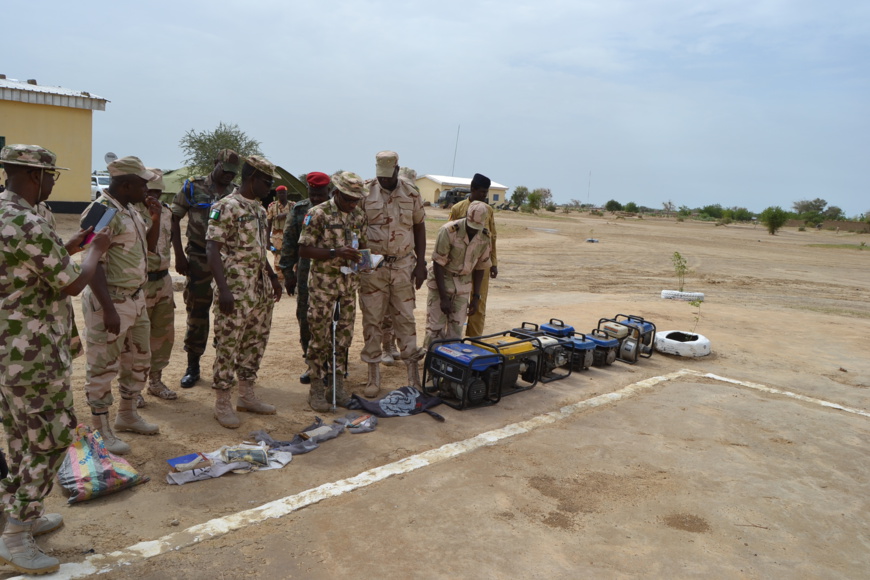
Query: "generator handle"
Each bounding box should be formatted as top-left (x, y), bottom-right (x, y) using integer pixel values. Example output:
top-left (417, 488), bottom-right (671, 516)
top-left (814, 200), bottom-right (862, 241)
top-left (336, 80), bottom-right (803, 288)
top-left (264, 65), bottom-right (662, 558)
top-left (519, 322), bottom-right (538, 331)
top-left (569, 331), bottom-right (588, 341)
top-left (548, 318), bottom-right (567, 328)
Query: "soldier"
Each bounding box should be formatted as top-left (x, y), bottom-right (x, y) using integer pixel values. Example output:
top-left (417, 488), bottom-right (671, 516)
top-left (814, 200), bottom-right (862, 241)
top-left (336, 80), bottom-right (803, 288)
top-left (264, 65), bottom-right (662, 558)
top-left (423, 201), bottom-right (492, 346)
top-left (298, 171), bottom-right (368, 412)
top-left (0, 144), bottom-right (110, 574)
top-left (266, 185), bottom-right (292, 281)
top-left (359, 152), bottom-right (427, 396)
top-left (278, 172), bottom-right (331, 384)
top-left (137, 169), bottom-right (177, 406)
top-left (81, 156), bottom-right (162, 455)
top-left (171, 149), bottom-right (240, 389)
top-left (206, 155), bottom-right (283, 429)
top-left (448, 173), bottom-right (498, 337)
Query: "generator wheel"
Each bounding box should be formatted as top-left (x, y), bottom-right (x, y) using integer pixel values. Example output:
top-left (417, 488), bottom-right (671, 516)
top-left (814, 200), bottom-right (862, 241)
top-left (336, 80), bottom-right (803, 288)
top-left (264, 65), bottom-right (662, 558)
top-left (654, 330), bottom-right (711, 357)
top-left (661, 290), bottom-right (705, 301)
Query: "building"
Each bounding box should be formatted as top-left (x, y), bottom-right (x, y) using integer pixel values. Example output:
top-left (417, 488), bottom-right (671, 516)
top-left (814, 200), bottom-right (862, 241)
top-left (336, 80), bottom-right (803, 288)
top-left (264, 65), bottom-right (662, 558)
top-left (415, 174), bottom-right (509, 205)
top-left (0, 75), bottom-right (108, 212)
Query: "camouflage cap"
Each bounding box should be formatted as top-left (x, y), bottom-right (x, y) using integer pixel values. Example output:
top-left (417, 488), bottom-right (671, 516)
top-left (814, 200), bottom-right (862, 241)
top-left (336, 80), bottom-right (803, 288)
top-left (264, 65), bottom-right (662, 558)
top-left (147, 168), bottom-right (165, 192)
top-left (466, 200), bottom-right (488, 230)
top-left (217, 149), bottom-right (242, 174)
top-left (107, 156), bottom-right (157, 181)
top-left (331, 171), bottom-right (366, 199)
top-left (0, 144), bottom-right (69, 170)
top-left (245, 155), bottom-right (279, 179)
top-left (375, 150), bottom-right (399, 177)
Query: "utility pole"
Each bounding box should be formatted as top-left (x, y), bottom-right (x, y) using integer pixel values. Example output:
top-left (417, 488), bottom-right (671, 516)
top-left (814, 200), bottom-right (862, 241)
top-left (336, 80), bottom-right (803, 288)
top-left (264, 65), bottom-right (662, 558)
top-left (451, 125), bottom-right (461, 176)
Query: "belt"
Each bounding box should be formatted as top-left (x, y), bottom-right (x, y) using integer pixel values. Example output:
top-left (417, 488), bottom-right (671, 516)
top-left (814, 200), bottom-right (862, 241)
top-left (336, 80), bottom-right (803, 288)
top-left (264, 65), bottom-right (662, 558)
top-left (108, 286), bottom-right (143, 300)
top-left (148, 269), bottom-right (169, 282)
top-left (383, 252), bottom-right (411, 264)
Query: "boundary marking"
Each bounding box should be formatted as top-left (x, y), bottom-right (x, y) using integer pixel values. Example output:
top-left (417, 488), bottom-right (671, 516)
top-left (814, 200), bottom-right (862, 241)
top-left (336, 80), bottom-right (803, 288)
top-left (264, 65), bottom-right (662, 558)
top-left (22, 369), bottom-right (869, 579)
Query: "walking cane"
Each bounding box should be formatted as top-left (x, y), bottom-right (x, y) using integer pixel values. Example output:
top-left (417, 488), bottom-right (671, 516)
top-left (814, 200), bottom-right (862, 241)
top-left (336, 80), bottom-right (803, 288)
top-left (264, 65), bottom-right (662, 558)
top-left (331, 299), bottom-right (340, 412)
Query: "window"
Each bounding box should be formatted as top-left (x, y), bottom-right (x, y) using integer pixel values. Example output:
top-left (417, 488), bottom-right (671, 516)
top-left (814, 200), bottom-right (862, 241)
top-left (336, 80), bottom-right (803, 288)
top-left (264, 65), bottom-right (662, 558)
top-left (492, 194), bottom-right (499, 201)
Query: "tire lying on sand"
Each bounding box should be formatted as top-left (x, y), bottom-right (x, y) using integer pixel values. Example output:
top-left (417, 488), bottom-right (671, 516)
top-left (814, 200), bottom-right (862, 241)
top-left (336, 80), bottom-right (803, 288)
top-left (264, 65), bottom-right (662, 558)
top-left (655, 330), bottom-right (711, 357)
top-left (661, 290), bottom-right (705, 301)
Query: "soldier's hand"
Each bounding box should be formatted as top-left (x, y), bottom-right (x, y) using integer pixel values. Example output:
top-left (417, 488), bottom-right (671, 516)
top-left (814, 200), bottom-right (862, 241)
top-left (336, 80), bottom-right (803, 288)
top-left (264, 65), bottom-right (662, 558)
top-left (467, 297), bottom-right (480, 317)
top-left (175, 252), bottom-right (189, 276)
top-left (271, 277), bottom-right (283, 302)
top-left (144, 196), bottom-right (162, 222)
top-left (103, 307), bottom-right (121, 335)
top-left (490, 266), bottom-right (498, 279)
top-left (336, 246), bottom-right (362, 262)
top-left (89, 226), bottom-right (112, 255)
top-left (284, 273), bottom-right (297, 296)
top-left (439, 296), bottom-right (453, 316)
top-left (413, 261), bottom-right (427, 290)
top-left (218, 288), bottom-right (235, 315)
top-left (66, 227), bottom-right (92, 254)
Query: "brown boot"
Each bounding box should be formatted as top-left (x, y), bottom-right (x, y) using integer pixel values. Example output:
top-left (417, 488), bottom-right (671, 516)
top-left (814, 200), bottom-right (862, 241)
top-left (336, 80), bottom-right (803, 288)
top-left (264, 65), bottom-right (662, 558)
top-left (236, 380), bottom-right (276, 415)
top-left (92, 411), bottom-right (131, 455)
top-left (325, 373), bottom-right (351, 407)
top-left (147, 371), bottom-right (178, 401)
top-left (364, 362), bottom-right (381, 398)
top-left (0, 519), bottom-right (60, 575)
top-left (115, 396), bottom-right (160, 435)
top-left (405, 359), bottom-right (421, 389)
top-left (308, 378), bottom-right (331, 413)
top-left (214, 388), bottom-right (240, 429)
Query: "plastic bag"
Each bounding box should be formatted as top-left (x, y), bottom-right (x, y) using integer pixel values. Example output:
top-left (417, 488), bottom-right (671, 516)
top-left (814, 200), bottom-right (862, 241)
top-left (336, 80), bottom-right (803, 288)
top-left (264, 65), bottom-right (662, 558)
top-left (56, 424), bottom-right (149, 504)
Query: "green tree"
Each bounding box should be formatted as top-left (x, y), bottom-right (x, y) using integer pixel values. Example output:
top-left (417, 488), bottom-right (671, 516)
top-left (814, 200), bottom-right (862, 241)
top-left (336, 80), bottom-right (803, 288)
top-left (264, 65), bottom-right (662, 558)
top-left (678, 205), bottom-right (692, 217)
top-left (605, 199), bottom-right (623, 212)
top-left (700, 204), bottom-right (724, 219)
top-left (823, 205), bottom-right (845, 220)
top-left (730, 207), bottom-right (754, 221)
top-left (792, 198), bottom-right (827, 214)
top-left (179, 122), bottom-right (263, 177)
top-left (624, 201), bottom-right (639, 213)
top-left (510, 186), bottom-right (529, 206)
top-left (526, 190), bottom-right (543, 210)
top-left (760, 206), bottom-right (789, 235)
top-left (662, 200), bottom-right (675, 217)
top-left (531, 187), bottom-right (553, 207)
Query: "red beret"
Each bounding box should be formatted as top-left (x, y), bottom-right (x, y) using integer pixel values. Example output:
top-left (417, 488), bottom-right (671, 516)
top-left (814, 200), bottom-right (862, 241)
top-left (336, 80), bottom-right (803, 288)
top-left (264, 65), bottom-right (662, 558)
top-left (275, 185), bottom-right (288, 192)
top-left (306, 172), bottom-right (330, 188)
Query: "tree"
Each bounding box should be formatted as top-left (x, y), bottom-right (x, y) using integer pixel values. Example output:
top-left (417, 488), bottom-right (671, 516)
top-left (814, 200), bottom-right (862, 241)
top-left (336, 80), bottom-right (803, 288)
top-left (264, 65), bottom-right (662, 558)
top-left (700, 204), bottom-right (724, 219)
top-left (526, 190), bottom-right (543, 210)
top-left (678, 205), bottom-right (692, 217)
top-left (605, 199), bottom-right (623, 212)
top-left (662, 200), bottom-right (675, 217)
top-left (792, 198), bottom-right (827, 214)
top-left (510, 186), bottom-right (529, 206)
top-left (823, 205), bottom-right (845, 220)
top-left (624, 201), bottom-right (639, 213)
top-left (179, 122), bottom-right (263, 177)
top-left (531, 187), bottom-right (553, 206)
top-left (760, 206), bottom-right (789, 235)
top-left (730, 206), bottom-right (754, 222)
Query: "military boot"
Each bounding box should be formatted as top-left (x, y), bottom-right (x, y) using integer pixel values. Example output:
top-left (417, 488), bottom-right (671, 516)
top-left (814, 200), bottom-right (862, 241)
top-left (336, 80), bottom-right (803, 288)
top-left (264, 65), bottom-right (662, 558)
top-left (214, 388), bottom-right (240, 429)
top-left (364, 362), bottom-right (381, 398)
top-left (147, 371), bottom-right (178, 401)
top-left (0, 519), bottom-right (59, 575)
top-left (325, 373), bottom-right (351, 408)
top-left (236, 380), bottom-right (276, 415)
top-left (92, 411), bottom-right (130, 455)
top-left (405, 359), bottom-right (422, 389)
top-left (308, 378), bottom-right (332, 413)
top-left (32, 514), bottom-right (63, 537)
top-left (180, 352), bottom-right (201, 388)
top-left (115, 396), bottom-right (160, 435)
top-left (299, 368), bottom-right (311, 384)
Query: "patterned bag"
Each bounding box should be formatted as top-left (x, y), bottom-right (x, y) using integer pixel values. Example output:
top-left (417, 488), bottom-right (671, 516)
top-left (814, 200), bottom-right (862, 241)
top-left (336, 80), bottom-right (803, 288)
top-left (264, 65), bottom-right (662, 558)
top-left (56, 424), bottom-right (149, 503)
top-left (349, 387), bottom-right (445, 422)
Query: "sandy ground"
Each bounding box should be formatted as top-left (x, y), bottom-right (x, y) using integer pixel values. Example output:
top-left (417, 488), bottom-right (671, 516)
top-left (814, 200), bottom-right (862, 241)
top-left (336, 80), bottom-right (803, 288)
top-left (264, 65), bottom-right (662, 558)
top-left (2, 208), bottom-right (869, 578)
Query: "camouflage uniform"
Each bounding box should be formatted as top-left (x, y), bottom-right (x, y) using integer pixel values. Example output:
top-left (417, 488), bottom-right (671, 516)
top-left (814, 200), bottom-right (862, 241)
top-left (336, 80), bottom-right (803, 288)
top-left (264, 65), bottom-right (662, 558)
top-left (0, 189), bottom-right (78, 523)
top-left (279, 198), bottom-right (314, 354)
top-left (423, 218), bottom-right (492, 347)
top-left (298, 198), bottom-right (367, 381)
top-left (81, 192), bottom-right (151, 408)
top-left (206, 190), bottom-right (275, 391)
top-left (359, 176), bottom-right (425, 362)
top-left (171, 175), bottom-right (236, 356)
top-left (448, 198), bottom-right (497, 337)
top-left (266, 199), bottom-right (292, 281)
top-left (139, 202), bottom-right (175, 383)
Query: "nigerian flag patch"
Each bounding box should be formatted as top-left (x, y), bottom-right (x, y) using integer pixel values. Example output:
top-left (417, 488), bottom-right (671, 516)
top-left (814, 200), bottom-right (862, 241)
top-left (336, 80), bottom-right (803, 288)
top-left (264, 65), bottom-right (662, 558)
top-left (209, 208), bottom-right (221, 220)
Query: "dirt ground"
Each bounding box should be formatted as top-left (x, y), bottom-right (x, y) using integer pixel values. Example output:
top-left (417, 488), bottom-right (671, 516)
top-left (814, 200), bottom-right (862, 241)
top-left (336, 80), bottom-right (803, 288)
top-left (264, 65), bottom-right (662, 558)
top-left (3, 208), bottom-right (869, 579)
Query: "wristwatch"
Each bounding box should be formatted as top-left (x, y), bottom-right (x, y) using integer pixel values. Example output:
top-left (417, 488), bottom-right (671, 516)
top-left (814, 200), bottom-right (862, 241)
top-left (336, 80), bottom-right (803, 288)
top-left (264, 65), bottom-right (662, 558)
top-left (329, 248), bottom-right (336, 259)
top-left (473, 293), bottom-right (482, 299)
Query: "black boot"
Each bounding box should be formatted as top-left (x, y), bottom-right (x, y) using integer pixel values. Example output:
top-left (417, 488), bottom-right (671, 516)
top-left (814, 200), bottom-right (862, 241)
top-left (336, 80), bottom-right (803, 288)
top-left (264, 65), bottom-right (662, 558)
top-left (180, 353), bottom-right (201, 388)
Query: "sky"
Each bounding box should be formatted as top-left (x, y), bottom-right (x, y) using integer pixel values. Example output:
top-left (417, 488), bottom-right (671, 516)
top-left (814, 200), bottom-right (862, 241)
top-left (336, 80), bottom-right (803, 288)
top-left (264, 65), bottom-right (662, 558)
top-left (5, 0), bottom-right (869, 216)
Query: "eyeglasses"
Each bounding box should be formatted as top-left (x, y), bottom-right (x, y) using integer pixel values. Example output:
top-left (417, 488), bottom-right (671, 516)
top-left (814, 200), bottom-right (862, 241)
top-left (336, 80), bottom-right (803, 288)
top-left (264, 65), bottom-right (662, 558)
top-left (258, 175), bottom-right (274, 188)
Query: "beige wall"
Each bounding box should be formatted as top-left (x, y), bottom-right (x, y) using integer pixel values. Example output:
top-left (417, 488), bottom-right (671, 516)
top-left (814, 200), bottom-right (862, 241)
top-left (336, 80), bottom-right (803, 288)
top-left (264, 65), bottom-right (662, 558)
top-left (0, 100), bottom-right (93, 203)
top-left (415, 176), bottom-right (508, 205)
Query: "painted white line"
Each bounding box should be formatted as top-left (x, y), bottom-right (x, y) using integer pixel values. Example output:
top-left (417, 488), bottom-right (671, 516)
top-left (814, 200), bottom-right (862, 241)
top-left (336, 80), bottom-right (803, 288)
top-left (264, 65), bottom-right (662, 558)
top-left (18, 368), bottom-right (868, 579)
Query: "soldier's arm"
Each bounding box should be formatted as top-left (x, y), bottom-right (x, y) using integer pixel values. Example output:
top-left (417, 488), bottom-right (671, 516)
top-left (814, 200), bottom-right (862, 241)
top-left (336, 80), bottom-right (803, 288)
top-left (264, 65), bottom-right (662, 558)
top-left (62, 229), bottom-right (112, 296)
top-left (89, 264), bottom-right (121, 334)
top-left (171, 214), bottom-right (189, 275)
top-left (412, 221), bottom-right (427, 289)
top-left (468, 269), bottom-right (485, 316)
top-left (144, 197), bottom-right (161, 253)
top-left (206, 240), bottom-right (234, 315)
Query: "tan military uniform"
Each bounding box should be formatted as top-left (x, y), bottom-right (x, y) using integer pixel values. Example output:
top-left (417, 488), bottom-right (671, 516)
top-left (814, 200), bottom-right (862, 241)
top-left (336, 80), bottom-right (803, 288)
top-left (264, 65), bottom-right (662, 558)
top-left (81, 193), bottom-right (151, 409)
top-left (266, 199), bottom-right (292, 280)
top-left (359, 176), bottom-right (425, 363)
top-left (206, 191), bottom-right (275, 391)
top-left (423, 218), bottom-right (492, 347)
top-left (139, 202), bottom-right (175, 379)
top-left (449, 199), bottom-right (497, 337)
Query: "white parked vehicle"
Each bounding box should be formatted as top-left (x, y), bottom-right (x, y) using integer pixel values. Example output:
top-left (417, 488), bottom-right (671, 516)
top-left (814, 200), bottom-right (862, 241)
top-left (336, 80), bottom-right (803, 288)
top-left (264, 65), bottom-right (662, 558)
top-left (90, 172), bottom-right (110, 200)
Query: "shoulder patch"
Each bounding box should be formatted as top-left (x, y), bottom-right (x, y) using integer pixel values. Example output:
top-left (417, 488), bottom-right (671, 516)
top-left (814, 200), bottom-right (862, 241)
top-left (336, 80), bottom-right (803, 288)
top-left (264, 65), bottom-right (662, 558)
top-left (303, 214), bottom-right (312, 226)
top-left (209, 207), bottom-right (221, 221)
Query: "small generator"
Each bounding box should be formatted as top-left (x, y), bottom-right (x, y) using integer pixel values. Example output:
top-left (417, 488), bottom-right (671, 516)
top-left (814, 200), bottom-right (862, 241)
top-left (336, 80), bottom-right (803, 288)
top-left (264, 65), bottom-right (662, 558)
top-left (586, 328), bottom-right (619, 366)
top-left (509, 322), bottom-right (572, 383)
top-left (472, 331), bottom-right (545, 396)
top-left (539, 319), bottom-right (595, 371)
top-left (422, 339), bottom-right (505, 410)
top-left (597, 314), bottom-right (656, 364)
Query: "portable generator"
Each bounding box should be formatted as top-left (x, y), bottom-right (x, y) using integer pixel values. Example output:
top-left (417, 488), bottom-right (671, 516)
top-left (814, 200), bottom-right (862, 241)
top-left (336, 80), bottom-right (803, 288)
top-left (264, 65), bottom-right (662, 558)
top-left (472, 331), bottom-right (545, 396)
top-left (422, 339), bottom-right (505, 410)
top-left (597, 314), bottom-right (656, 364)
top-left (539, 319), bottom-right (595, 371)
top-left (586, 328), bottom-right (619, 366)
top-left (509, 323), bottom-right (572, 383)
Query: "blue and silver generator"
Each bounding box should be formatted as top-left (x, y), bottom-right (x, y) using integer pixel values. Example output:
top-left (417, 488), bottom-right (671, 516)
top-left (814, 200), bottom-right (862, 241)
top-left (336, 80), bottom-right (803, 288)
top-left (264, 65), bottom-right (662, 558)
top-left (422, 339), bottom-right (505, 410)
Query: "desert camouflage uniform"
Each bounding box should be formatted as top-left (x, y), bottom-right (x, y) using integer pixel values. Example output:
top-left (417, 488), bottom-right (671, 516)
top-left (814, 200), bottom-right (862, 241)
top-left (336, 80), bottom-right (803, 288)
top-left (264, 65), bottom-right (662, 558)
top-left (81, 193), bottom-right (150, 409)
top-left (423, 218), bottom-right (492, 347)
top-left (266, 198), bottom-right (292, 281)
top-left (359, 176), bottom-right (425, 363)
top-left (448, 198), bottom-right (497, 337)
top-left (139, 202), bottom-right (175, 377)
top-left (171, 175), bottom-right (235, 357)
top-left (0, 189), bottom-right (78, 522)
top-left (298, 198), bottom-right (368, 380)
top-left (206, 191), bottom-right (275, 391)
top-left (279, 198), bottom-right (314, 354)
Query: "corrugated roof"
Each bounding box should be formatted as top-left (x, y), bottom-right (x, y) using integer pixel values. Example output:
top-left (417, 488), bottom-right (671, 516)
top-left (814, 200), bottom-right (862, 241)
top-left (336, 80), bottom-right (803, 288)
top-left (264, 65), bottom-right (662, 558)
top-left (421, 174), bottom-right (508, 190)
top-left (0, 77), bottom-right (108, 111)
